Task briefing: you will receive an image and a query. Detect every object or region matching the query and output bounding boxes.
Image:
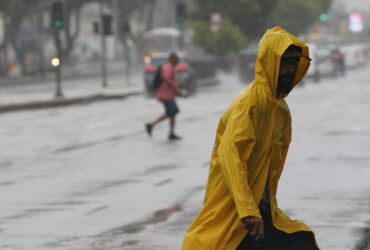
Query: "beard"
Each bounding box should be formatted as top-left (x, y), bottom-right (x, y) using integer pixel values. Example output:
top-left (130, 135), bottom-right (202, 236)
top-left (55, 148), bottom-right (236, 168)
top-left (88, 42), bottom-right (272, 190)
top-left (277, 73), bottom-right (294, 95)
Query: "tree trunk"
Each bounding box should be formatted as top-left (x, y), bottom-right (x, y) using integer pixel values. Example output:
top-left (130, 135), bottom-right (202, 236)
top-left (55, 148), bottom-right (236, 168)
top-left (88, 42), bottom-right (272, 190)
top-left (0, 31), bottom-right (9, 76)
top-left (61, 1), bottom-right (82, 60)
top-left (146, 0), bottom-right (157, 31)
top-left (9, 24), bottom-right (28, 76)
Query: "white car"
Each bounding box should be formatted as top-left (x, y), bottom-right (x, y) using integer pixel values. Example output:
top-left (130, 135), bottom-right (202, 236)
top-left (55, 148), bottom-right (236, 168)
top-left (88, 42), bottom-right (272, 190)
top-left (341, 44), bottom-right (369, 69)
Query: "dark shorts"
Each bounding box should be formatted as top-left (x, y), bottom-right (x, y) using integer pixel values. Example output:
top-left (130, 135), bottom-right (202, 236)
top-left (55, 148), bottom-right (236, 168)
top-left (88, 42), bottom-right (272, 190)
top-left (237, 205), bottom-right (318, 250)
top-left (161, 100), bottom-right (179, 117)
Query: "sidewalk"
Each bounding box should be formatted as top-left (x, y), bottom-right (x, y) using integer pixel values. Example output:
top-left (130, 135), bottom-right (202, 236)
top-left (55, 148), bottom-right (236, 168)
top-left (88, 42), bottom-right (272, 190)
top-left (0, 72), bottom-right (144, 114)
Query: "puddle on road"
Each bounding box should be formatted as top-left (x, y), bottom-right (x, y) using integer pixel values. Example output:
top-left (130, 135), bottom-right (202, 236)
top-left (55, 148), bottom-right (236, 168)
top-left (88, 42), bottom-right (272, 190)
top-left (52, 130), bottom-right (145, 154)
top-left (121, 240), bottom-right (139, 247)
top-left (306, 156), bottom-right (321, 162)
top-left (5, 208), bottom-right (63, 220)
top-left (84, 205), bottom-right (110, 216)
top-left (339, 155), bottom-right (370, 163)
top-left (155, 178), bottom-right (173, 186)
top-left (202, 161), bottom-right (210, 167)
top-left (71, 179), bottom-right (138, 197)
top-left (101, 204), bottom-right (183, 237)
top-left (0, 180), bottom-right (16, 186)
top-left (43, 186), bottom-right (205, 249)
top-left (0, 161), bottom-right (12, 170)
top-left (145, 164), bottom-right (178, 174)
top-left (45, 200), bottom-right (89, 206)
top-left (52, 141), bottom-right (99, 153)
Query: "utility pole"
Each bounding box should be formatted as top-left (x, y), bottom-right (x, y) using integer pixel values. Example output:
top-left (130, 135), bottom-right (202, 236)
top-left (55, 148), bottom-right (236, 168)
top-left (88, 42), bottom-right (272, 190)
top-left (99, 0), bottom-right (108, 88)
top-left (113, 0), bottom-right (120, 58)
top-left (55, 31), bottom-right (62, 97)
top-left (125, 39), bottom-right (130, 86)
top-left (52, 1), bottom-right (63, 97)
top-left (122, 22), bottom-right (131, 86)
top-left (37, 3), bottom-right (45, 77)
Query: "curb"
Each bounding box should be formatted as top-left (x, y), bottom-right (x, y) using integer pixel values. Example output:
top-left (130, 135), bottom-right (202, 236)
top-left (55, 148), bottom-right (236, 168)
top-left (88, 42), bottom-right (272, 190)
top-left (0, 91), bottom-right (142, 115)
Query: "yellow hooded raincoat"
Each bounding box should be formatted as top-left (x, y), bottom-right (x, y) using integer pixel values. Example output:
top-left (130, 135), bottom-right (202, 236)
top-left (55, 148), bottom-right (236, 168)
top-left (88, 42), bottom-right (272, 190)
top-left (181, 27), bottom-right (317, 250)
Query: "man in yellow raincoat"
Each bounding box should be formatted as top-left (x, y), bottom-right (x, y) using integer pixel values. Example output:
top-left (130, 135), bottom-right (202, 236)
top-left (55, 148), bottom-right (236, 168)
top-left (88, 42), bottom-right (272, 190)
top-left (181, 27), bottom-right (319, 249)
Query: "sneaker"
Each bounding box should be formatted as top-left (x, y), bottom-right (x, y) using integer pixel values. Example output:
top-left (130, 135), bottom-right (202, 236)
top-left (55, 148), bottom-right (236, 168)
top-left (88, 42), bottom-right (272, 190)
top-left (145, 123), bottom-right (153, 137)
top-left (168, 133), bottom-right (182, 140)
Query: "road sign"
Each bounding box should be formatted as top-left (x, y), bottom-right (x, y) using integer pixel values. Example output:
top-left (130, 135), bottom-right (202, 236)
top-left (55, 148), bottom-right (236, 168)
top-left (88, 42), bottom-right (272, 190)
top-left (210, 12), bottom-right (222, 33)
top-left (349, 12), bottom-right (363, 33)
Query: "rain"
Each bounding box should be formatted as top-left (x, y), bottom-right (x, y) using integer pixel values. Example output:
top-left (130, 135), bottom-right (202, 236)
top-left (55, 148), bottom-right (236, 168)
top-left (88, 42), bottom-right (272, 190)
top-left (0, 0), bottom-right (369, 249)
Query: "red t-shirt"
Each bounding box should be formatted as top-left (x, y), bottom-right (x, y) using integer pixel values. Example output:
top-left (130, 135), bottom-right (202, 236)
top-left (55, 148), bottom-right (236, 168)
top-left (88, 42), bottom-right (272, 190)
top-left (156, 62), bottom-right (177, 101)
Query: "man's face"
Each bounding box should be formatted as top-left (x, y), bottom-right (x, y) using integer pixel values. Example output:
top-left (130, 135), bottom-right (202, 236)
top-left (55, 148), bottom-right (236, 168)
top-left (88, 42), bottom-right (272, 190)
top-left (170, 55), bottom-right (179, 65)
top-left (277, 56), bottom-right (299, 98)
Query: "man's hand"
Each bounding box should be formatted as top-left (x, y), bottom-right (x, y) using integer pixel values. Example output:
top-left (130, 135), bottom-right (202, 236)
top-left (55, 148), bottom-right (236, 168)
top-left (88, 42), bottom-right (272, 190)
top-left (164, 77), bottom-right (183, 96)
top-left (175, 87), bottom-right (183, 97)
top-left (242, 216), bottom-right (264, 241)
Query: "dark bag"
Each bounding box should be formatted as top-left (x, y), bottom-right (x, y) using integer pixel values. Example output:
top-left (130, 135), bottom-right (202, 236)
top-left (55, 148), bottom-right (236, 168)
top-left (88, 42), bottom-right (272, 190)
top-left (153, 65), bottom-right (163, 91)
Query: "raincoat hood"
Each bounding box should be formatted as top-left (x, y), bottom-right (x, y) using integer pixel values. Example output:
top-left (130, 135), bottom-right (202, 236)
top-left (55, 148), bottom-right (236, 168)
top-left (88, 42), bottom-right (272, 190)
top-left (255, 26), bottom-right (310, 99)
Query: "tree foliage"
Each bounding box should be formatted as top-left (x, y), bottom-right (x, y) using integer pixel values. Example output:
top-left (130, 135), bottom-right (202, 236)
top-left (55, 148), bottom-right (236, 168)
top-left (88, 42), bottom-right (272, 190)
top-left (269, 0), bottom-right (332, 35)
top-left (190, 0), bottom-right (332, 55)
top-left (0, 0), bottom-right (46, 75)
top-left (191, 19), bottom-right (247, 56)
top-left (191, 0), bottom-right (278, 41)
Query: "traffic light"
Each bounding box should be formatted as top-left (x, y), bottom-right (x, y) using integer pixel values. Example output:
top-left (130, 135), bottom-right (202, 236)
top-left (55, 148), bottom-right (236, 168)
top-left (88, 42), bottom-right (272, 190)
top-left (102, 14), bottom-right (113, 35)
top-left (176, 3), bottom-right (186, 23)
top-left (52, 2), bottom-right (63, 29)
top-left (320, 13), bottom-right (327, 22)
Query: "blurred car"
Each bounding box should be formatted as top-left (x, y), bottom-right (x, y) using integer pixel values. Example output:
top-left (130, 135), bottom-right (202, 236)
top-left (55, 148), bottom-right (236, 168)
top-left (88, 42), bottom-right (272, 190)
top-left (144, 52), bottom-right (196, 97)
top-left (341, 44), bottom-right (369, 70)
top-left (236, 48), bottom-right (257, 84)
top-left (316, 47), bottom-right (345, 78)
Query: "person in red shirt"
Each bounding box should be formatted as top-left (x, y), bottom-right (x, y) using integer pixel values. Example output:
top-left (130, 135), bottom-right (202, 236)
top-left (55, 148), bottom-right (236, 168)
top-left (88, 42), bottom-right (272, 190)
top-left (145, 53), bottom-right (183, 140)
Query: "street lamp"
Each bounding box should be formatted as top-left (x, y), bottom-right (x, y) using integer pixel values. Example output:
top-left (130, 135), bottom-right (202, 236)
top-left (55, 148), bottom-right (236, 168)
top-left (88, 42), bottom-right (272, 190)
top-left (51, 57), bottom-right (60, 67)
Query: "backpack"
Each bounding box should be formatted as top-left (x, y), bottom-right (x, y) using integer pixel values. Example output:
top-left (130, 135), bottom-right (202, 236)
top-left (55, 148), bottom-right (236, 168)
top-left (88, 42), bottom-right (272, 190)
top-left (152, 65), bottom-right (163, 91)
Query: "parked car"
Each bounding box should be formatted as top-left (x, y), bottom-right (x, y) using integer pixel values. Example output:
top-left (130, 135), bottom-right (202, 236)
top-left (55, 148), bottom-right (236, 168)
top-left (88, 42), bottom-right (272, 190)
top-left (316, 47), bottom-right (345, 78)
top-left (341, 44), bottom-right (369, 70)
top-left (144, 52), bottom-right (196, 97)
top-left (236, 48), bottom-right (257, 84)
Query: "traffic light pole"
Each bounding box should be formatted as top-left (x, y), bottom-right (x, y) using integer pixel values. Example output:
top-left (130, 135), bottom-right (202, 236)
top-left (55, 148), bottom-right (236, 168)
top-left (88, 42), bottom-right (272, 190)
top-left (179, 21), bottom-right (185, 50)
top-left (55, 29), bottom-right (63, 97)
top-left (52, 1), bottom-right (63, 97)
top-left (99, 1), bottom-right (108, 88)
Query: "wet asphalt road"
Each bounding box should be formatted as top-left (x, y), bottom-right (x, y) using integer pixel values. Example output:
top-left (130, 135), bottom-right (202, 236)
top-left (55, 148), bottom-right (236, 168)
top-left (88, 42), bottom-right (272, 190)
top-left (1, 68), bottom-right (370, 249)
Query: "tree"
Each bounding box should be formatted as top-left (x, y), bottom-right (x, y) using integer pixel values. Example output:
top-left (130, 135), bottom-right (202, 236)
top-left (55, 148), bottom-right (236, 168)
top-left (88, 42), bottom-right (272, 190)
top-left (0, 0), bottom-right (45, 75)
top-left (189, 0), bottom-right (332, 55)
top-left (60, 0), bottom-right (92, 60)
top-left (269, 0), bottom-right (332, 35)
top-left (191, 0), bottom-right (278, 41)
top-left (0, 0), bottom-right (152, 75)
top-left (191, 19), bottom-right (247, 55)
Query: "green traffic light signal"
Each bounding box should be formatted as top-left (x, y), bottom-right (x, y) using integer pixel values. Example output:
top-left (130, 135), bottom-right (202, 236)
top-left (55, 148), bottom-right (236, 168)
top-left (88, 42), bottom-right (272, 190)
top-left (320, 14), bottom-right (327, 22)
top-left (176, 15), bottom-right (185, 23)
top-left (52, 2), bottom-right (63, 29)
top-left (54, 20), bottom-right (62, 28)
top-left (176, 3), bottom-right (186, 23)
